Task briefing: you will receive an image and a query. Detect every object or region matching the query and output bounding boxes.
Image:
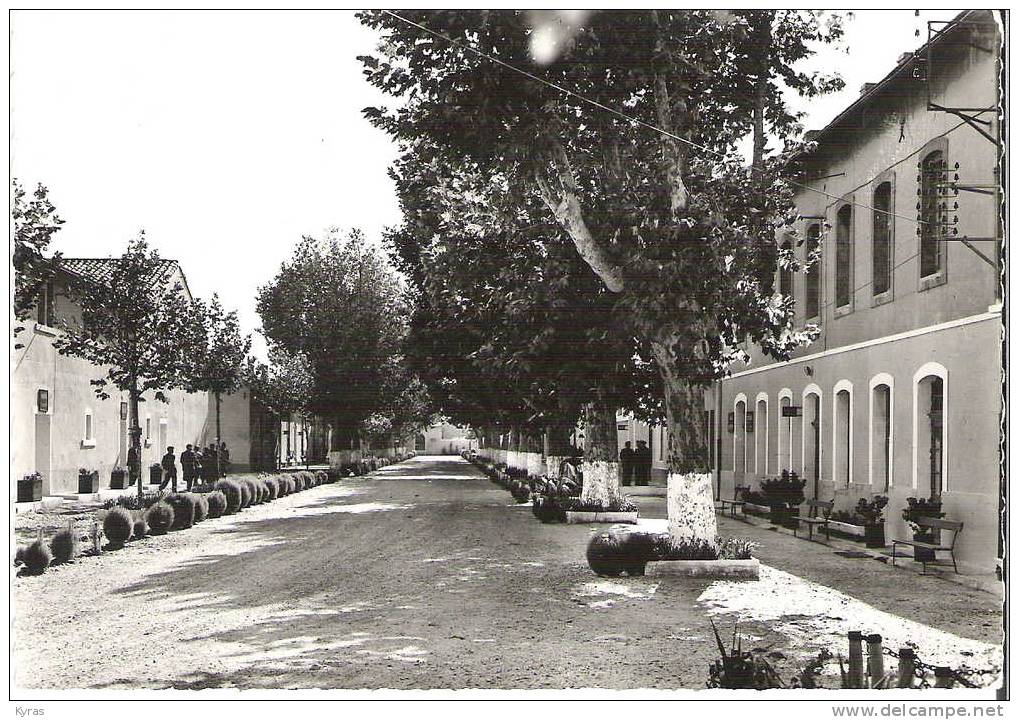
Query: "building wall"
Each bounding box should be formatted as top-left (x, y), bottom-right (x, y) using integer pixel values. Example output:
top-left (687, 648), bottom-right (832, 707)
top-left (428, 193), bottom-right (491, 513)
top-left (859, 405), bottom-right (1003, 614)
top-left (713, 20), bottom-right (1002, 574)
top-left (13, 314), bottom-right (262, 493)
top-left (717, 313), bottom-right (1000, 574)
top-left (417, 423), bottom-right (472, 455)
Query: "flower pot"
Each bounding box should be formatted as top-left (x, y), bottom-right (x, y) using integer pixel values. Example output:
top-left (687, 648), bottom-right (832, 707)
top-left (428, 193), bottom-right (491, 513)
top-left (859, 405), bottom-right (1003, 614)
top-left (864, 523), bottom-right (886, 548)
top-left (149, 466), bottom-right (163, 486)
top-left (79, 472), bottom-right (100, 494)
top-left (17, 476), bottom-right (42, 503)
top-left (913, 532), bottom-right (936, 562)
top-left (109, 469), bottom-right (127, 490)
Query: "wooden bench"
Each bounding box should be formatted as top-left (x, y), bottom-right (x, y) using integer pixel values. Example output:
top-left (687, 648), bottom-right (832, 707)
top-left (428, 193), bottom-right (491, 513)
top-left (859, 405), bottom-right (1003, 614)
top-left (794, 499), bottom-right (833, 541)
top-left (717, 486), bottom-right (749, 518)
top-left (892, 517), bottom-right (964, 574)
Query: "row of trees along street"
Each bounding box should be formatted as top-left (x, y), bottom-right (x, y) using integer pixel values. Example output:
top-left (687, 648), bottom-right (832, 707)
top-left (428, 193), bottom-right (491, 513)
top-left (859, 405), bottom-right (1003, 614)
top-left (360, 9), bottom-right (846, 546)
top-left (14, 180), bottom-right (435, 496)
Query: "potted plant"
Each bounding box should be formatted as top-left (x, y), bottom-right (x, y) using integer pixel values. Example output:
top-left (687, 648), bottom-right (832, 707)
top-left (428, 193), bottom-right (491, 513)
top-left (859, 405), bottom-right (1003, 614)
top-left (760, 470), bottom-right (806, 527)
top-left (902, 497), bottom-right (945, 562)
top-left (79, 468), bottom-right (100, 493)
top-left (108, 465), bottom-right (128, 490)
top-left (149, 463), bottom-right (163, 486)
top-left (854, 495), bottom-right (889, 548)
top-left (17, 472), bottom-right (43, 503)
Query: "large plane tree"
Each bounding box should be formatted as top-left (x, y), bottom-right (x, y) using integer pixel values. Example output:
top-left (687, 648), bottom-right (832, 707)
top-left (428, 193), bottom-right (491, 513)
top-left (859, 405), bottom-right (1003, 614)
top-left (361, 10), bottom-right (843, 545)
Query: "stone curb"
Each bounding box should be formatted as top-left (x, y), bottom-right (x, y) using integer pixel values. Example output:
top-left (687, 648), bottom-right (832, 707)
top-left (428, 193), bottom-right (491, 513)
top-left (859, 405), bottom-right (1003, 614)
top-left (646, 558), bottom-right (760, 580)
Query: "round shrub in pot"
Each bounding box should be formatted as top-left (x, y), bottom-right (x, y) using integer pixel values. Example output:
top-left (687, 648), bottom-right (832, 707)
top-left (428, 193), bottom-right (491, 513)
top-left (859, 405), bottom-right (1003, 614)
top-left (146, 501), bottom-right (175, 535)
top-left (103, 507), bottom-right (134, 546)
top-left (50, 525), bottom-right (79, 564)
top-left (165, 493), bottom-right (198, 530)
top-left (21, 539), bottom-right (52, 575)
top-left (214, 480), bottom-right (242, 514)
top-left (205, 490), bottom-right (227, 518)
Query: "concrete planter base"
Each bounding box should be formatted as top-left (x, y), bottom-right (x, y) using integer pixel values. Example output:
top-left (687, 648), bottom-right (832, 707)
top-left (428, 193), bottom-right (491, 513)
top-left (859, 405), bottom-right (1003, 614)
top-left (645, 558), bottom-right (760, 580)
top-left (743, 502), bottom-right (770, 515)
top-left (565, 510), bottom-right (638, 524)
top-left (828, 519), bottom-right (866, 537)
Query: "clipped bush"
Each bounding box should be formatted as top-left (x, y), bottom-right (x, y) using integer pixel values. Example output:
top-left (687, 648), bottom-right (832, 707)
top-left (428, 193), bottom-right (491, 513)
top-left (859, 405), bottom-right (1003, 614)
top-left (166, 493), bottom-right (198, 530)
top-left (215, 479), bottom-right (242, 513)
top-left (264, 477), bottom-right (279, 501)
top-left (586, 528), bottom-right (654, 577)
top-left (193, 493), bottom-right (209, 523)
top-left (22, 539), bottom-right (52, 574)
top-left (14, 545), bottom-right (26, 566)
top-left (104, 506), bottom-right (134, 545)
top-left (133, 518), bottom-right (148, 539)
top-left (316, 470), bottom-right (329, 485)
top-left (50, 525), bottom-right (79, 564)
top-left (273, 475), bottom-right (287, 497)
top-left (257, 479), bottom-right (269, 502)
top-left (237, 480), bottom-right (252, 508)
top-left (206, 490), bottom-right (227, 518)
top-left (146, 501), bottom-right (175, 535)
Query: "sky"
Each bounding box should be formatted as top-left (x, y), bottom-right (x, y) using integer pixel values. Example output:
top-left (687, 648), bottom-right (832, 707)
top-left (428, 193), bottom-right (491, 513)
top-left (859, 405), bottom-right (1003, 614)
top-left (10, 10), bottom-right (964, 359)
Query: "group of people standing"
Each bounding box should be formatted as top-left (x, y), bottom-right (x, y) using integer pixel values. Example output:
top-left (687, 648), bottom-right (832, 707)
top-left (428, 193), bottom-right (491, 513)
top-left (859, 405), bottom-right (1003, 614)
top-left (619, 440), bottom-right (652, 486)
top-left (158, 442), bottom-right (231, 493)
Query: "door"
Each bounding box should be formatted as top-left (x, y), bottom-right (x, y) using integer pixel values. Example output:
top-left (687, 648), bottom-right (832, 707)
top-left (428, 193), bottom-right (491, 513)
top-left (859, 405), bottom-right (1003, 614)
top-left (158, 420), bottom-right (168, 457)
top-left (928, 378), bottom-right (944, 500)
top-left (35, 413), bottom-right (52, 495)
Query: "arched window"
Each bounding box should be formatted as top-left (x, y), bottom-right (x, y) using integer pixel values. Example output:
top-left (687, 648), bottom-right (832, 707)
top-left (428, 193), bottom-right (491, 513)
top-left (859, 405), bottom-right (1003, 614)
top-left (919, 150), bottom-right (946, 279)
top-left (755, 394), bottom-right (768, 476)
top-left (805, 224), bottom-right (821, 320)
top-left (912, 363), bottom-right (948, 497)
top-left (733, 395), bottom-right (747, 477)
top-left (779, 239), bottom-right (794, 299)
top-left (801, 385), bottom-right (823, 498)
top-left (869, 374), bottom-right (894, 491)
top-left (778, 389), bottom-right (794, 473)
top-left (833, 381), bottom-right (853, 487)
top-left (835, 204), bottom-right (853, 310)
top-left (872, 181), bottom-right (893, 297)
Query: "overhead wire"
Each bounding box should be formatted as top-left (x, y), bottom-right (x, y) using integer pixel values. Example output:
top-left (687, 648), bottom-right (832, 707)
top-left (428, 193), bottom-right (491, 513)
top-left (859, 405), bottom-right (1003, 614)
top-left (379, 9), bottom-right (984, 229)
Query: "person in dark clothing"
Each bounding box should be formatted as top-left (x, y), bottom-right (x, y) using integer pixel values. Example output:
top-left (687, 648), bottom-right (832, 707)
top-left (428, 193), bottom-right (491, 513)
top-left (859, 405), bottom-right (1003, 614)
top-left (203, 443), bottom-right (219, 482)
top-left (181, 444), bottom-right (196, 491)
top-left (192, 446), bottom-right (204, 486)
top-left (159, 446), bottom-right (178, 492)
top-left (219, 442), bottom-right (230, 477)
top-left (127, 445), bottom-right (141, 487)
top-left (634, 440), bottom-right (651, 486)
top-left (619, 441), bottom-right (635, 486)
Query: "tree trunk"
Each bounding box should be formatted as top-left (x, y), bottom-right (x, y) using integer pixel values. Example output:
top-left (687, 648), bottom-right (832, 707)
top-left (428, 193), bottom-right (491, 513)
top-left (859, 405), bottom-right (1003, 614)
top-left (214, 390), bottom-right (222, 479)
top-left (652, 340), bottom-right (717, 547)
top-left (546, 422), bottom-right (574, 479)
top-left (580, 401), bottom-right (621, 507)
top-left (129, 380), bottom-right (143, 501)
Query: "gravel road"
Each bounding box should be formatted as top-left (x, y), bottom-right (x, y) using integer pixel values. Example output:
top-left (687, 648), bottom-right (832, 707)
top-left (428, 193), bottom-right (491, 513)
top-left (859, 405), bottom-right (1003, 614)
top-left (12, 456), bottom-right (1002, 691)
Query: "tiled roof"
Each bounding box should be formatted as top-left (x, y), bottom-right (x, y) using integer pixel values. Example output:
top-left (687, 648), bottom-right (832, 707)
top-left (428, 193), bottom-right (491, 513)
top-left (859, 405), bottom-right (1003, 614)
top-left (59, 258), bottom-right (191, 297)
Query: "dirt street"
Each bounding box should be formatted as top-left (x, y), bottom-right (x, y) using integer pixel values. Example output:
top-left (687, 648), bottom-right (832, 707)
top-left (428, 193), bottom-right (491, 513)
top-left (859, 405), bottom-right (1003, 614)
top-left (12, 456), bottom-right (1003, 691)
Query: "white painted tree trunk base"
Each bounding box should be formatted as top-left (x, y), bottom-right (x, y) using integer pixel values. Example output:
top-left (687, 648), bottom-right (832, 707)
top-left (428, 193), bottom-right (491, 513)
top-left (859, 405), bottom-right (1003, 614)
top-left (581, 460), bottom-right (621, 507)
top-left (546, 455), bottom-right (568, 479)
top-left (667, 472), bottom-right (718, 547)
top-left (526, 453), bottom-right (545, 478)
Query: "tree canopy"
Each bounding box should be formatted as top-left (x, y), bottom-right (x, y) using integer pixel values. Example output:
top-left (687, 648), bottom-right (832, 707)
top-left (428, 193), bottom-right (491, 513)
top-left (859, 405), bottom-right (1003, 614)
top-left (256, 229), bottom-right (427, 446)
top-left (360, 10), bottom-right (843, 472)
top-left (13, 179), bottom-right (64, 338)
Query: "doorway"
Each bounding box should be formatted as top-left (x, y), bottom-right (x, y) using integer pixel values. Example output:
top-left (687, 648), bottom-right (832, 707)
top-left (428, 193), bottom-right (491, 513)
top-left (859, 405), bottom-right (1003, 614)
top-left (35, 413), bottom-right (52, 495)
top-left (803, 392), bottom-right (821, 499)
top-left (917, 375), bottom-right (944, 500)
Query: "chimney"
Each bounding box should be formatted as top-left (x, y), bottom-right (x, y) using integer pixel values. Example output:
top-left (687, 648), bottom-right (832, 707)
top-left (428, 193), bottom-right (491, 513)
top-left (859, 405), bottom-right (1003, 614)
top-left (898, 52), bottom-right (913, 65)
top-left (860, 82), bottom-right (877, 96)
